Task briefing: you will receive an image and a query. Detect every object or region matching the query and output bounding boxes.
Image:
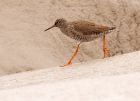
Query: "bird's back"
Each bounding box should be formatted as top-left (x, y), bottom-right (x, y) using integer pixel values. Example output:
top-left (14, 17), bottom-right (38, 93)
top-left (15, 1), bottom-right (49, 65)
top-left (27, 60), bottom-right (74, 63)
top-left (70, 20), bottom-right (114, 35)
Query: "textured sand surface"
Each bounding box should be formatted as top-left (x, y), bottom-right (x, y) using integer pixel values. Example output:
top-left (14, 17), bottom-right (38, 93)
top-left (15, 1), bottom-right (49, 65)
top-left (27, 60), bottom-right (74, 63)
top-left (0, 51), bottom-right (139, 101)
top-left (0, 73), bottom-right (140, 101)
top-left (0, 51), bottom-right (139, 90)
top-left (0, 0), bottom-right (140, 75)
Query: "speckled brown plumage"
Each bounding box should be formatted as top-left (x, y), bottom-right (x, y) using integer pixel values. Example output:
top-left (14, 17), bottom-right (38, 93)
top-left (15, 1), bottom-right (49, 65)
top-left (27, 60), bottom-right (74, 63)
top-left (44, 18), bottom-right (115, 67)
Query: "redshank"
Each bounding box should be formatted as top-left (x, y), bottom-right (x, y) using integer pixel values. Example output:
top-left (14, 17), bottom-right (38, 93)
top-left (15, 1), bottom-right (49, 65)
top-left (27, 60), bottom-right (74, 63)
top-left (44, 18), bottom-right (115, 67)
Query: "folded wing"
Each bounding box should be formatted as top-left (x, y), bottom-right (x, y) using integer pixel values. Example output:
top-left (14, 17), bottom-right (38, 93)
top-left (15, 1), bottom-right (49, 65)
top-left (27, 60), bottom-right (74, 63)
top-left (71, 21), bottom-right (111, 35)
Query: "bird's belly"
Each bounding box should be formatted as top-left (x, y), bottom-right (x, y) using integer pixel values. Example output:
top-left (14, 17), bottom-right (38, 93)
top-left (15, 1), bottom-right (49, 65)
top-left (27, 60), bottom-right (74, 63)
top-left (60, 28), bottom-right (102, 42)
top-left (72, 34), bottom-right (102, 42)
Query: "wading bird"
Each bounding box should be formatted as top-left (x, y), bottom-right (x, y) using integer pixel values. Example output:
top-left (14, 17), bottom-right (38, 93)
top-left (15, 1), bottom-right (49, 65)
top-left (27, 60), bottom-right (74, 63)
top-left (44, 18), bottom-right (115, 67)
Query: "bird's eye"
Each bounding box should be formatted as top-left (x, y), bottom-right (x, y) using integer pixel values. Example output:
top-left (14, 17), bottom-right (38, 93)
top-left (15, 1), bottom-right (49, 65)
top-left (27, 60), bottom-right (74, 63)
top-left (55, 22), bottom-right (57, 25)
top-left (55, 21), bottom-right (59, 25)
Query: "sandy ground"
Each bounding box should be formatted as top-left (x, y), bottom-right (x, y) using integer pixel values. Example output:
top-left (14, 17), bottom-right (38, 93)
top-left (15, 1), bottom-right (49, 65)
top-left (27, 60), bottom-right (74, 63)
top-left (0, 51), bottom-right (139, 101)
top-left (0, 0), bottom-right (140, 75)
top-left (0, 51), bottom-right (139, 90)
top-left (0, 73), bottom-right (140, 101)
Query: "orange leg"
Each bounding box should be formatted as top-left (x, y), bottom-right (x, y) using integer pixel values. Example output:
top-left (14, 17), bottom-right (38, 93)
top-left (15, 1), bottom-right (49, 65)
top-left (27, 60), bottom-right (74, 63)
top-left (102, 32), bottom-right (110, 58)
top-left (61, 43), bottom-right (81, 67)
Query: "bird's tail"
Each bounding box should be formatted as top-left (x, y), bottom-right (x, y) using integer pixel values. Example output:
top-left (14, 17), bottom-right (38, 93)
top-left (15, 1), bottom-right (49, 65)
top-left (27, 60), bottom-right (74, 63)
top-left (109, 26), bottom-right (116, 30)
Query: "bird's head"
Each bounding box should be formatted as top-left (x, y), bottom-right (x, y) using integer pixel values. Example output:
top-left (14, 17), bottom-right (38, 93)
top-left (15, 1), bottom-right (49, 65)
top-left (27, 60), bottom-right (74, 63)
top-left (44, 18), bottom-right (67, 31)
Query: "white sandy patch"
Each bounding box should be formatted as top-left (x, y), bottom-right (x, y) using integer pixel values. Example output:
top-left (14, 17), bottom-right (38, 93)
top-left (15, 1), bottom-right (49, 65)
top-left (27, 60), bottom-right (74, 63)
top-left (0, 51), bottom-right (139, 101)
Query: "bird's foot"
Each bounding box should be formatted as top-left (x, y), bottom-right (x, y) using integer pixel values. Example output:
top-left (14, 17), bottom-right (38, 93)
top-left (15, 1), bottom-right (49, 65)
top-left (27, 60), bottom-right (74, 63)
top-left (60, 61), bottom-right (72, 67)
top-left (103, 47), bottom-right (110, 58)
top-left (60, 43), bottom-right (81, 67)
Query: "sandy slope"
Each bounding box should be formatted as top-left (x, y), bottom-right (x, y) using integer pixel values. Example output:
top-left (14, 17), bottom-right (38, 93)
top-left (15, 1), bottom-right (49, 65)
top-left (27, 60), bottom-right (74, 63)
top-left (0, 0), bottom-right (140, 75)
top-left (0, 73), bottom-right (140, 101)
top-left (0, 51), bottom-right (139, 90)
top-left (0, 51), bottom-right (139, 101)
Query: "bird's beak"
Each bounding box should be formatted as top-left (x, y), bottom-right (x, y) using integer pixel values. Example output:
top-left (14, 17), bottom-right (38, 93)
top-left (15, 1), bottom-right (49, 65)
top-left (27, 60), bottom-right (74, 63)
top-left (44, 25), bottom-right (55, 32)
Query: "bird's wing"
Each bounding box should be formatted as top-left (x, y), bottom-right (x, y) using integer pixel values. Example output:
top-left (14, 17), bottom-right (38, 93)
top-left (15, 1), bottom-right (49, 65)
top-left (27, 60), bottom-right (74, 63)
top-left (70, 21), bottom-right (110, 35)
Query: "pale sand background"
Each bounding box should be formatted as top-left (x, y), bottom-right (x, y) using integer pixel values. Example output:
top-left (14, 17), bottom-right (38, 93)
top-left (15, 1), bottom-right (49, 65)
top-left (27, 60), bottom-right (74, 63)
top-left (0, 0), bottom-right (140, 75)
